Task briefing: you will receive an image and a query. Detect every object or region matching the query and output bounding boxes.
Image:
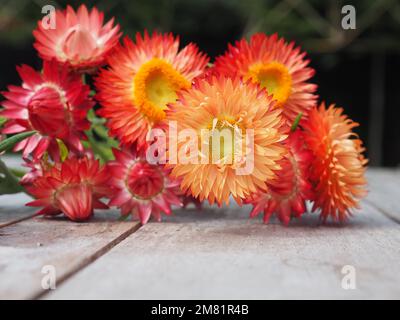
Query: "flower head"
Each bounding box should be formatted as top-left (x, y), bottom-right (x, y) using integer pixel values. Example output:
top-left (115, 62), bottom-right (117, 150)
top-left (108, 148), bottom-right (182, 224)
top-left (0, 61), bottom-right (93, 160)
top-left (214, 33), bottom-right (317, 124)
top-left (26, 156), bottom-right (110, 221)
top-left (95, 31), bottom-right (209, 149)
top-left (303, 103), bottom-right (368, 221)
top-left (33, 5), bottom-right (121, 71)
top-left (166, 75), bottom-right (287, 206)
top-left (245, 130), bottom-right (313, 224)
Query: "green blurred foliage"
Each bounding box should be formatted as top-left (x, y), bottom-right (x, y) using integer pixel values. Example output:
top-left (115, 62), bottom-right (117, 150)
top-left (1, 0), bottom-right (399, 55)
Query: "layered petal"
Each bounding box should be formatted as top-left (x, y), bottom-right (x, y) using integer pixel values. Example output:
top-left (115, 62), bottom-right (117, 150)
top-left (303, 103), bottom-right (368, 221)
top-left (107, 148), bottom-right (183, 224)
top-left (25, 156), bottom-right (110, 221)
top-left (245, 130), bottom-right (313, 224)
top-left (33, 5), bottom-right (121, 71)
top-left (214, 33), bottom-right (317, 124)
top-left (166, 75), bottom-right (288, 206)
top-left (0, 60), bottom-right (93, 159)
top-left (95, 31), bottom-right (209, 149)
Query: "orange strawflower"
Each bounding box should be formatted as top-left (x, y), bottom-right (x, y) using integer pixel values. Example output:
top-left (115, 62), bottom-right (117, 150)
top-left (214, 33), bottom-right (317, 124)
top-left (95, 31), bottom-right (209, 150)
top-left (303, 103), bottom-right (368, 221)
top-left (166, 75), bottom-right (287, 206)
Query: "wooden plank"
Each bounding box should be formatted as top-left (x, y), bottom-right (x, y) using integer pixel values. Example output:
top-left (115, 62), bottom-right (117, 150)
top-left (0, 211), bottom-right (141, 299)
top-left (0, 193), bottom-right (36, 228)
top-left (47, 201), bottom-right (400, 300)
top-left (366, 168), bottom-right (400, 222)
top-left (0, 155), bottom-right (24, 170)
top-left (0, 155), bottom-right (141, 300)
top-left (0, 156), bottom-right (36, 227)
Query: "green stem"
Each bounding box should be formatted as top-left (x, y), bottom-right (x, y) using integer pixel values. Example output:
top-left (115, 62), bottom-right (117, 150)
top-left (291, 112), bottom-right (303, 132)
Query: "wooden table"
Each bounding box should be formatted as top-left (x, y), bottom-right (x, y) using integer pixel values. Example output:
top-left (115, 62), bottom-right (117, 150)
top-left (0, 168), bottom-right (399, 300)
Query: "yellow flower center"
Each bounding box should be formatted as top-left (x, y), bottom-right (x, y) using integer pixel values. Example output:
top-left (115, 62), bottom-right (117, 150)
top-left (246, 61), bottom-right (292, 108)
top-left (133, 58), bottom-right (191, 123)
top-left (202, 117), bottom-right (245, 166)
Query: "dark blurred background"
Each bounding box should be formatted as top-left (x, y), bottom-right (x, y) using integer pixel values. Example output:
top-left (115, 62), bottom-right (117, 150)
top-left (0, 0), bottom-right (399, 166)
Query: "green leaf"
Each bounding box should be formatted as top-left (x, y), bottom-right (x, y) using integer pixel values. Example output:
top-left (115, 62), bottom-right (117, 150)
top-left (93, 124), bottom-right (109, 140)
top-left (56, 139), bottom-right (69, 161)
top-left (85, 110), bottom-right (118, 162)
top-left (291, 112), bottom-right (303, 132)
top-left (0, 131), bottom-right (36, 153)
top-left (10, 168), bottom-right (26, 178)
top-left (88, 109), bottom-right (106, 125)
top-left (0, 116), bottom-right (6, 128)
top-left (87, 109), bottom-right (96, 121)
top-left (85, 129), bottom-right (111, 163)
top-left (0, 158), bottom-right (24, 195)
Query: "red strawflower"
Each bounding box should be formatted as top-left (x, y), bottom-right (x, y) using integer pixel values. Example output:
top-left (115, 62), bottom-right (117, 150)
top-left (108, 148), bottom-right (182, 224)
top-left (245, 130), bottom-right (313, 224)
top-left (214, 33), bottom-right (317, 124)
top-left (95, 31), bottom-right (209, 149)
top-left (0, 60), bottom-right (93, 160)
top-left (26, 156), bottom-right (110, 221)
top-left (33, 5), bottom-right (121, 72)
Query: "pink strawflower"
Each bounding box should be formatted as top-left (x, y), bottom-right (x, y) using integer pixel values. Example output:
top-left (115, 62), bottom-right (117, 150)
top-left (33, 5), bottom-right (121, 72)
top-left (108, 148), bottom-right (182, 224)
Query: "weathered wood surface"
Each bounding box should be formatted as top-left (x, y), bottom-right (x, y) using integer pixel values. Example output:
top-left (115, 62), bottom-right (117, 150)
top-left (0, 157), bottom-right (34, 227)
top-left (0, 194), bottom-right (38, 229)
top-left (47, 201), bottom-right (400, 300)
top-left (0, 168), bottom-right (399, 300)
top-left (366, 168), bottom-right (400, 222)
top-left (0, 193), bottom-right (140, 299)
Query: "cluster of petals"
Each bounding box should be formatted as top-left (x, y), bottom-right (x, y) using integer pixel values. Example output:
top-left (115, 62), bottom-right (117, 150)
top-left (107, 148), bottom-right (182, 224)
top-left (33, 5), bottom-right (121, 72)
top-left (0, 4), bottom-right (368, 224)
top-left (26, 155), bottom-right (110, 221)
top-left (245, 130), bottom-right (314, 225)
top-left (1, 60), bottom-right (93, 160)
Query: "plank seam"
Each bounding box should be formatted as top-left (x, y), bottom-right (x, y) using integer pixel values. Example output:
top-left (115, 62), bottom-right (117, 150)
top-left (32, 222), bottom-right (142, 300)
top-left (0, 213), bottom-right (38, 229)
top-left (364, 198), bottom-right (400, 224)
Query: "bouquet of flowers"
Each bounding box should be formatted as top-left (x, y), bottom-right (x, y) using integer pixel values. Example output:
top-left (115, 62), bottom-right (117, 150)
top-left (0, 5), bottom-right (367, 225)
